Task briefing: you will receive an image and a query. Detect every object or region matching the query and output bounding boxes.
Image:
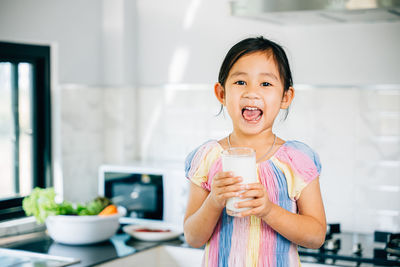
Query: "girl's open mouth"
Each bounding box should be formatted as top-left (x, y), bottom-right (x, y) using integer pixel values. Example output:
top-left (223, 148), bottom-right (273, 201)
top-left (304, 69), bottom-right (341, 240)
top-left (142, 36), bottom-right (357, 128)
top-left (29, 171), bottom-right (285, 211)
top-left (242, 106), bottom-right (263, 122)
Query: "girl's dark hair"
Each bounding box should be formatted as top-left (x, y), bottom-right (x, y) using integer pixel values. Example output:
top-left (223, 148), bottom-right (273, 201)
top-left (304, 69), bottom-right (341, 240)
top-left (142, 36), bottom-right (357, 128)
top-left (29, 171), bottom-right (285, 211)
top-left (217, 36), bottom-right (293, 119)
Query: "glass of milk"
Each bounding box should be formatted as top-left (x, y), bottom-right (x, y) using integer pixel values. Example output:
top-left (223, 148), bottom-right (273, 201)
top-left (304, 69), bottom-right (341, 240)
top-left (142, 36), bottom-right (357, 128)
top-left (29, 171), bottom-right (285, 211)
top-left (221, 147), bottom-right (257, 216)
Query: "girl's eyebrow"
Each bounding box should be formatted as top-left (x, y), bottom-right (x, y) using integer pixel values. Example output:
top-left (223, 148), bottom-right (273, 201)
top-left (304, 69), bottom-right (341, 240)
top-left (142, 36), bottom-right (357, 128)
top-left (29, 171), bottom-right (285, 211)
top-left (230, 71), bottom-right (278, 81)
top-left (229, 71), bottom-right (247, 78)
top-left (260, 72), bottom-right (278, 81)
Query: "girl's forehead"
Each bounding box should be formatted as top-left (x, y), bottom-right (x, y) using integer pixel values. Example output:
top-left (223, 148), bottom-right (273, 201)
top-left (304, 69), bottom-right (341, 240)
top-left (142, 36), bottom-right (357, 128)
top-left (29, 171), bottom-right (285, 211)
top-left (229, 52), bottom-right (280, 76)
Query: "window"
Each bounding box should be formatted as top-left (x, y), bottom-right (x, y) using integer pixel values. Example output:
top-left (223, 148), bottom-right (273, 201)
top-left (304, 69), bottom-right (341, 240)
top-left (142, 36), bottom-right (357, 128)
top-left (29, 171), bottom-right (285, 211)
top-left (0, 42), bottom-right (52, 221)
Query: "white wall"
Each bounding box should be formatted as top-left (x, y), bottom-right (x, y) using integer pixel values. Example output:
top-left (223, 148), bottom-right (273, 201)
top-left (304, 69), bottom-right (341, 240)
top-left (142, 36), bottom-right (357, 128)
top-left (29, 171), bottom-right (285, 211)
top-left (138, 83), bottom-right (400, 233)
top-left (134, 0), bottom-right (400, 233)
top-left (0, 0), bottom-right (399, 232)
top-left (136, 0), bottom-right (400, 85)
top-left (60, 85), bottom-right (137, 202)
top-left (0, 0), bottom-right (139, 202)
top-left (0, 0), bottom-right (137, 86)
top-left (0, 0), bottom-right (102, 85)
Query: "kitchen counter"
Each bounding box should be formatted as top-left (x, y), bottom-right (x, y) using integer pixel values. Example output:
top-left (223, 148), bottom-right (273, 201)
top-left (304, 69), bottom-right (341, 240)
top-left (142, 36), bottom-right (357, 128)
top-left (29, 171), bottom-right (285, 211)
top-left (2, 229), bottom-right (190, 267)
top-left (4, 229), bottom-right (397, 266)
top-left (2, 230), bottom-right (328, 267)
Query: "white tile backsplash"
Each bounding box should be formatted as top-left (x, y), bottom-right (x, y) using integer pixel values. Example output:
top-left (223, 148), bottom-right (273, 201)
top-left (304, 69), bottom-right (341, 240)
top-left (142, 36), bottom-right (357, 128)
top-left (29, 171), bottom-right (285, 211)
top-left (58, 85), bottom-right (137, 202)
top-left (135, 84), bottom-right (399, 233)
top-left (138, 85), bottom-right (231, 162)
top-left (58, 83), bottom-right (399, 233)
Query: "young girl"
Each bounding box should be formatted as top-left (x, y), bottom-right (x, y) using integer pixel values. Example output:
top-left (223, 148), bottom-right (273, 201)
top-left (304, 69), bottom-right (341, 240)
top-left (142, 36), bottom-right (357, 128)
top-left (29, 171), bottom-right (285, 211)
top-left (183, 37), bottom-right (326, 267)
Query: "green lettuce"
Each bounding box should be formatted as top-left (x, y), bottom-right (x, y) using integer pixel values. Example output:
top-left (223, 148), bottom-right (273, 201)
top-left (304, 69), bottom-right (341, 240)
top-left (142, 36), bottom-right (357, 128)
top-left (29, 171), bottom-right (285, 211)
top-left (22, 187), bottom-right (111, 224)
top-left (22, 187), bottom-right (73, 224)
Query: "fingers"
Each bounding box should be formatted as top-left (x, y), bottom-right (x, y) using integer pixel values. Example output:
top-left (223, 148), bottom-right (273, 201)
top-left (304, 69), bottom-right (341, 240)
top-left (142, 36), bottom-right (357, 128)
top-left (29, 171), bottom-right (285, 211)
top-left (235, 185), bottom-right (266, 206)
top-left (232, 184), bottom-right (271, 218)
top-left (224, 184), bottom-right (246, 193)
top-left (237, 207), bottom-right (263, 218)
top-left (212, 172), bottom-right (242, 187)
top-left (235, 196), bottom-right (266, 217)
top-left (235, 198), bottom-right (263, 209)
top-left (238, 188), bottom-right (264, 199)
top-left (240, 183), bottom-right (263, 191)
top-left (216, 176), bottom-right (243, 187)
top-left (210, 172), bottom-right (266, 212)
top-left (210, 172), bottom-right (245, 208)
top-left (213, 182), bottom-right (245, 199)
top-left (219, 191), bottom-right (241, 199)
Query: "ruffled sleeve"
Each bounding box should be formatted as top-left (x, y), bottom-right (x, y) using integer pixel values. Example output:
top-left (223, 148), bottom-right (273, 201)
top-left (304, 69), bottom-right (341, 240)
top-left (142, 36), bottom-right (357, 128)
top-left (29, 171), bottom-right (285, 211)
top-left (184, 140), bottom-right (222, 191)
top-left (272, 141), bottom-right (322, 200)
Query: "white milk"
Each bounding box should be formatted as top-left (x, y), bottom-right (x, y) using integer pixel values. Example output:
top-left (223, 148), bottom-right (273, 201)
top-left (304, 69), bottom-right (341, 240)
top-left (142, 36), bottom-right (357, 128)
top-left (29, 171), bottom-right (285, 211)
top-left (221, 147), bottom-right (257, 216)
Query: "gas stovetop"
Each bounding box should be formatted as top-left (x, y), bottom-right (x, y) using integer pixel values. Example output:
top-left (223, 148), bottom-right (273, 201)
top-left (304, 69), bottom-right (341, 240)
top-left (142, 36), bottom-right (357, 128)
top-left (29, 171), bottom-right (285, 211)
top-left (298, 224), bottom-right (400, 266)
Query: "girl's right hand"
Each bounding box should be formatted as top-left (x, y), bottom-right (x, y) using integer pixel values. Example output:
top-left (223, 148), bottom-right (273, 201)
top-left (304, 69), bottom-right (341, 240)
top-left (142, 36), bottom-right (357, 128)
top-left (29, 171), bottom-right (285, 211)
top-left (209, 171), bottom-right (244, 210)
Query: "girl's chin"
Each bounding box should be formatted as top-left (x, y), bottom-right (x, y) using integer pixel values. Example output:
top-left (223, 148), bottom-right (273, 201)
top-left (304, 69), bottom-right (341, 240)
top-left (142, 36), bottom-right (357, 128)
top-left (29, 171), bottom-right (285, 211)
top-left (236, 117), bottom-right (266, 133)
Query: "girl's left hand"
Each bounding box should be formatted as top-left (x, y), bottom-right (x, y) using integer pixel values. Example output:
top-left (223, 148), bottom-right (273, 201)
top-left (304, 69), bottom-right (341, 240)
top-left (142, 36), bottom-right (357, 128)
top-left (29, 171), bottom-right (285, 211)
top-left (235, 183), bottom-right (273, 219)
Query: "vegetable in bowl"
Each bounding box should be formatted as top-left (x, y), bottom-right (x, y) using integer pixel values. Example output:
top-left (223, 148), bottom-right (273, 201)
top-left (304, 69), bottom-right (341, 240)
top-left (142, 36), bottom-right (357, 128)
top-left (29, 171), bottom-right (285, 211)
top-left (23, 187), bottom-right (116, 224)
top-left (23, 187), bottom-right (121, 245)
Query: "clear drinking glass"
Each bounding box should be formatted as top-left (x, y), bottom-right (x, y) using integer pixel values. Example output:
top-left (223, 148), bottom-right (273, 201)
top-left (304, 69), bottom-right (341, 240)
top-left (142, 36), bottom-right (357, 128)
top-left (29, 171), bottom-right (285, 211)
top-left (221, 147), bottom-right (257, 216)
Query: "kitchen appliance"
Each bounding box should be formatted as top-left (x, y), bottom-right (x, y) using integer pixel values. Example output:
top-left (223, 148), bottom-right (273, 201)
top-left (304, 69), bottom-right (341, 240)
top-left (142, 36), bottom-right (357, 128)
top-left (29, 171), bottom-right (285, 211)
top-left (230, 0), bottom-right (400, 24)
top-left (100, 169), bottom-right (163, 221)
top-left (98, 162), bottom-right (187, 230)
top-left (299, 223), bottom-right (400, 266)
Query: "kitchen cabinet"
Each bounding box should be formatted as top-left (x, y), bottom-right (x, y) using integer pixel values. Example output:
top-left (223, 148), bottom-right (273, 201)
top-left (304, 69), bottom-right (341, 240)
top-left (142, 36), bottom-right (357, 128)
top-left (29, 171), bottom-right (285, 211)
top-left (97, 245), bottom-right (203, 267)
top-left (97, 245), bottom-right (332, 267)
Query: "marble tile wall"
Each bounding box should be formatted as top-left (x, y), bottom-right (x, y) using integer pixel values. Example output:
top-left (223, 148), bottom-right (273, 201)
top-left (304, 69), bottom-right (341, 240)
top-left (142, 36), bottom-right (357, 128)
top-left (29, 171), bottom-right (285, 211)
top-left (137, 85), bottom-right (232, 162)
top-left (138, 84), bottom-right (400, 233)
top-left (59, 83), bottom-right (399, 233)
top-left (59, 85), bottom-right (137, 203)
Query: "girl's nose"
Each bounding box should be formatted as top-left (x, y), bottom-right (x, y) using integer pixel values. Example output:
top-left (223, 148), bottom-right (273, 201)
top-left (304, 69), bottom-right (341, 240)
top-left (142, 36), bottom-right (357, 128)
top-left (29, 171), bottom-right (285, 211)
top-left (243, 91), bottom-right (261, 100)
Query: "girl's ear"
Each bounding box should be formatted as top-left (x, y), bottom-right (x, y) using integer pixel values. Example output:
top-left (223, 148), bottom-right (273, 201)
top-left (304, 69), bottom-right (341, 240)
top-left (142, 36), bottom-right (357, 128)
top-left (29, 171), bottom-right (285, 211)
top-left (214, 82), bottom-right (225, 105)
top-left (281, 87), bottom-right (295, 109)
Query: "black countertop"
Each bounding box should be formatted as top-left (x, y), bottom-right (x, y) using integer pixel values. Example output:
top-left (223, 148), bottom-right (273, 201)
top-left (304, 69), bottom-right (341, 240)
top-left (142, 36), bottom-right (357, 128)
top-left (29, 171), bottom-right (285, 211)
top-left (298, 232), bottom-right (400, 267)
top-left (2, 229), bottom-right (189, 267)
top-left (3, 230), bottom-right (400, 267)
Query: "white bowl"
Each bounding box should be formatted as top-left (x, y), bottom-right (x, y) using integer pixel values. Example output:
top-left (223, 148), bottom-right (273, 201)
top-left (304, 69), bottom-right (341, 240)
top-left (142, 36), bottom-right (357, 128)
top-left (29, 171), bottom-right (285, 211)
top-left (46, 213), bottom-right (121, 245)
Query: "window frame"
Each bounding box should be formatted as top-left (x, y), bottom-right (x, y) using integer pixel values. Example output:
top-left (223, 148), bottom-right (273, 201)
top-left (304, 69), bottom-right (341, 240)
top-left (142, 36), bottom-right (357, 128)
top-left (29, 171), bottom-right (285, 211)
top-left (0, 42), bottom-right (52, 221)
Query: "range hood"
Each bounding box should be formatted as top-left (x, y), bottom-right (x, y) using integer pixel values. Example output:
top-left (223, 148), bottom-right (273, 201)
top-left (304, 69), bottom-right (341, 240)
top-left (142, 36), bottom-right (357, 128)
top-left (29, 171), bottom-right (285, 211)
top-left (230, 0), bottom-right (400, 25)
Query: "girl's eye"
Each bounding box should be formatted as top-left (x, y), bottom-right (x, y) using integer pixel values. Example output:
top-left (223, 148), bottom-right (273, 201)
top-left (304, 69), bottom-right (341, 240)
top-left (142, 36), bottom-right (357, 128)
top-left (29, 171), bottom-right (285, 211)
top-left (234, 81), bottom-right (246, 85)
top-left (261, 82), bottom-right (271, 87)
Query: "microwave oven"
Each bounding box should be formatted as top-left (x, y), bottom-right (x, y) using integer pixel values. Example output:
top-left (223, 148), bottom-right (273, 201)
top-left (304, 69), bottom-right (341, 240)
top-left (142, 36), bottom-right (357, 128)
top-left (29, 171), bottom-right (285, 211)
top-left (98, 162), bottom-right (187, 229)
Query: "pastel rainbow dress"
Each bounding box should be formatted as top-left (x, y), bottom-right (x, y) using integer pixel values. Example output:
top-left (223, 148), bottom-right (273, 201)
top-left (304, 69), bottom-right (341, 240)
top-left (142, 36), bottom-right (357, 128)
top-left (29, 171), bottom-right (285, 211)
top-left (185, 140), bottom-right (322, 267)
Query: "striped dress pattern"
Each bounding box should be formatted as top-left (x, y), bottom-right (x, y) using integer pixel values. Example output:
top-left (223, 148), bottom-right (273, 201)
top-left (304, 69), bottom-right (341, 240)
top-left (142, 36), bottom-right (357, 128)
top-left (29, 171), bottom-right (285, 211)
top-left (184, 140), bottom-right (321, 267)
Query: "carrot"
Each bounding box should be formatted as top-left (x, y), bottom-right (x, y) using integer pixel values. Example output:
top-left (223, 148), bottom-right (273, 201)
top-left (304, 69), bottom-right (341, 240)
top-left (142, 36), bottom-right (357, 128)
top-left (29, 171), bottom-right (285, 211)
top-left (98, 204), bottom-right (118, 216)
